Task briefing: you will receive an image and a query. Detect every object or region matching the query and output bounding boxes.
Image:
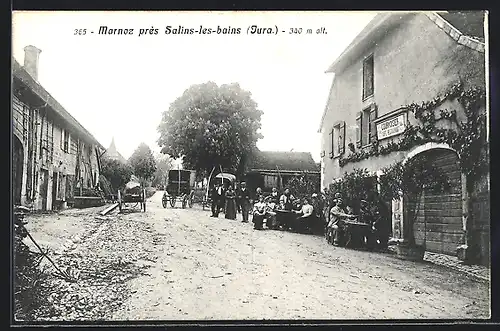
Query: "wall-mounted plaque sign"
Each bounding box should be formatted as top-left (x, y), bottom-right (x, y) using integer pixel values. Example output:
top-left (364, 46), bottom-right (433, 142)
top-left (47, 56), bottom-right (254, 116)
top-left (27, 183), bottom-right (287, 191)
top-left (377, 113), bottom-right (406, 140)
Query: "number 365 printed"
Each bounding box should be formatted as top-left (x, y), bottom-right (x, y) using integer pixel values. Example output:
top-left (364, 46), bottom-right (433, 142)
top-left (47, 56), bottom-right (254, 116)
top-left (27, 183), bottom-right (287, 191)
top-left (74, 29), bottom-right (87, 35)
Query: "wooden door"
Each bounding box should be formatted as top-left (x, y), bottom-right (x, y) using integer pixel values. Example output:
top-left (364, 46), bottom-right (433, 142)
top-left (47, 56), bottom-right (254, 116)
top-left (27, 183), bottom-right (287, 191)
top-left (51, 172), bottom-right (58, 210)
top-left (40, 169), bottom-right (49, 211)
top-left (410, 148), bottom-right (463, 255)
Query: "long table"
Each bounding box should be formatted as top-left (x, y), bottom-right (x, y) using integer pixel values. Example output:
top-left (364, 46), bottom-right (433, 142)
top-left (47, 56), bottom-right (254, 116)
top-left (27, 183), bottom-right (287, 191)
top-left (342, 219), bottom-right (371, 248)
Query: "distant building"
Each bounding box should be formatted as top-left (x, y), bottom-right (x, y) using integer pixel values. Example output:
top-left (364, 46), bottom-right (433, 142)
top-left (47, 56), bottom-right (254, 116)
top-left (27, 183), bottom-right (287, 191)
top-left (12, 45), bottom-right (105, 211)
top-left (245, 150), bottom-right (320, 194)
top-left (102, 137), bottom-right (127, 164)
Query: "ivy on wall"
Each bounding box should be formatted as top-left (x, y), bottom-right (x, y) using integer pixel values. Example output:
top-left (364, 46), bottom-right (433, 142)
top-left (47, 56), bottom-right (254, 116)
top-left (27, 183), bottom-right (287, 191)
top-left (338, 81), bottom-right (488, 182)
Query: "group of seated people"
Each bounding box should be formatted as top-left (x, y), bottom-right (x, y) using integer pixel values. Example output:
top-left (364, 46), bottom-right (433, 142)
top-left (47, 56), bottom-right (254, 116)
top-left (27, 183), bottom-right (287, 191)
top-left (325, 193), bottom-right (389, 250)
top-left (251, 187), bottom-right (325, 233)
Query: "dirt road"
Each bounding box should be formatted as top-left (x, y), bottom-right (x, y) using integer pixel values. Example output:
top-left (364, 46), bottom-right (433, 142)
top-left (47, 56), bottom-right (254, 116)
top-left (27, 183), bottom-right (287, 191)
top-left (108, 191), bottom-right (490, 320)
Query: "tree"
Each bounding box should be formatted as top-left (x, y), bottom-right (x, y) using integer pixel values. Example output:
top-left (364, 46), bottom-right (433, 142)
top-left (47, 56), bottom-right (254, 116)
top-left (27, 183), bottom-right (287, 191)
top-left (157, 82), bottom-right (264, 177)
top-left (100, 158), bottom-right (133, 193)
top-left (328, 168), bottom-right (379, 212)
top-left (128, 143), bottom-right (157, 187)
top-left (287, 172), bottom-right (320, 199)
top-left (151, 153), bottom-right (174, 188)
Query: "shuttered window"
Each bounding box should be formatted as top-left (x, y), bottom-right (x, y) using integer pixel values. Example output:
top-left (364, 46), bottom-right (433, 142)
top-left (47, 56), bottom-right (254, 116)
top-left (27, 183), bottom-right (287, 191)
top-left (356, 112), bottom-right (362, 148)
top-left (333, 121), bottom-right (346, 156)
top-left (362, 55), bottom-right (374, 100)
top-left (61, 129), bottom-right (70, 153)
top-left (357, 105), bottom-right (378, 147)
top-left (369, 105), bottom-right (378, 144)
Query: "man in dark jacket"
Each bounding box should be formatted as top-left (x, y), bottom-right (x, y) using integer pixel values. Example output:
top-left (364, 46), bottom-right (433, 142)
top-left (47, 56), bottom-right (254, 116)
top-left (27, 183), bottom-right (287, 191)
top-left (235, 182), bottom-right (241, 213)
top-left (238, 182), bottom-right (251, 222)
top-left (210, 183), bottom-right (224, 217)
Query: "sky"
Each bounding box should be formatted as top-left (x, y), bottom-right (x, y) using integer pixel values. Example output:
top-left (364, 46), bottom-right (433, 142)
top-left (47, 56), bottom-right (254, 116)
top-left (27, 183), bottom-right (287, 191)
top-left (12, 11), bottom-right (377, 163)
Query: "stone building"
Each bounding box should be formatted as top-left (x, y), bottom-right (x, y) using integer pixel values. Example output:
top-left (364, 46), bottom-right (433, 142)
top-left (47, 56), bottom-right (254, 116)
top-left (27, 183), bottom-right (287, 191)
top-left (12, 45), bottom-right (105, 211)
top-left (318, 12), bottom-right (489, 263)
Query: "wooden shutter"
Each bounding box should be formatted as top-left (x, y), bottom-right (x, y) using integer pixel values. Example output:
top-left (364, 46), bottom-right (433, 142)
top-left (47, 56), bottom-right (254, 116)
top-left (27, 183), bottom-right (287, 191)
top-left (329, 129), bottom-right (334, 158)
top-left (356, 112), bottom-right (362, 148)
top-left (339, 121), bottom-right (346, 155)
top-left (369, 105), bottom-right (378, 144)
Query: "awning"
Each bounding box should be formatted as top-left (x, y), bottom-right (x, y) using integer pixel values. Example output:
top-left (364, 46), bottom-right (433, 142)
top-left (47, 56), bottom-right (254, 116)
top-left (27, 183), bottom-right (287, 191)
top-left (214, 173), bottom-right (236, 182)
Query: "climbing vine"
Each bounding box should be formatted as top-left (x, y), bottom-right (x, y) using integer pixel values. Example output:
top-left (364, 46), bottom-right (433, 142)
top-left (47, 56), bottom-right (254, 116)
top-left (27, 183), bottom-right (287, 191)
top-left (338, 81), bottom-right (488, 182)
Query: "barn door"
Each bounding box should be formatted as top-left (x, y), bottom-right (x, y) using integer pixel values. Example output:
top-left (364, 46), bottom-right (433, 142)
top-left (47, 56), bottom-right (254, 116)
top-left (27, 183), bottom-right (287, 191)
top-left (409, 148), bottom-right (463, 256)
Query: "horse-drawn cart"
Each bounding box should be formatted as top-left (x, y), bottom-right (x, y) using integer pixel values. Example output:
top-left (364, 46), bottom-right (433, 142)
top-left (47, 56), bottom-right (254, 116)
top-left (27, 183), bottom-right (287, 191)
top-left (162, 169), bottom-right (196, 209)
top-left (117, 179), bottom-right (146, 212)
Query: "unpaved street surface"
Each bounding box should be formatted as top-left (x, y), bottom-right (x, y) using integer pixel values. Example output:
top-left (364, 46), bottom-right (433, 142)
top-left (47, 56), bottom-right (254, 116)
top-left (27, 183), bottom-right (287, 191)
top-left (113, 192), bottom-right (490, 320)
top-left (23, 192), bottom-right (490, 321)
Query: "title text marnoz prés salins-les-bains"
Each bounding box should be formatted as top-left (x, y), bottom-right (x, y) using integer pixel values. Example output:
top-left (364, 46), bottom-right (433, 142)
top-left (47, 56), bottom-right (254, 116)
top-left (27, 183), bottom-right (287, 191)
top-left (98, 26), bottom-right (242, 35)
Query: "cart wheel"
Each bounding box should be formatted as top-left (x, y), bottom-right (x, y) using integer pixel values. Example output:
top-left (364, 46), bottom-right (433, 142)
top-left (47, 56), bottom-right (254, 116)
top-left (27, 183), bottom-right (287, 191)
top-left (170, 196), bottom-right (176, 208)
top-left (142, 189), bottom-right (147, 212)
top-left (188, 193), bottom-right (194, 208)
top-left (182, 197), bottom-right (187, 209)
top-left (162, 195), bottom-right (167, 208)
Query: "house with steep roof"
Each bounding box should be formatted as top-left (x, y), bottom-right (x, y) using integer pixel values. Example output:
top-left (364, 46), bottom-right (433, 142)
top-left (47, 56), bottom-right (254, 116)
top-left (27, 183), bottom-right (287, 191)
top-left (245, 150), bottom-right (320, 194)
top-left (318, 12), bottom-right (488, 263)
top-left (12, 45), bottom-right (105, 211)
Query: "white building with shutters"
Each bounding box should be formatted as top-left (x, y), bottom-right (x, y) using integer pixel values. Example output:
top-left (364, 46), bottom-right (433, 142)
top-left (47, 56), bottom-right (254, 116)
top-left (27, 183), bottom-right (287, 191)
top-left (12, 46), bottom-right (105, 211)
top-left (318, 12), bottom-right (490, 264)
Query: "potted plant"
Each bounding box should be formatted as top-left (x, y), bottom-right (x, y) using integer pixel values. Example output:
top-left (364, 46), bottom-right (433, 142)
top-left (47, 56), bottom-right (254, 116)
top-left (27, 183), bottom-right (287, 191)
top-left (380, 156), bottom-right (450, 261)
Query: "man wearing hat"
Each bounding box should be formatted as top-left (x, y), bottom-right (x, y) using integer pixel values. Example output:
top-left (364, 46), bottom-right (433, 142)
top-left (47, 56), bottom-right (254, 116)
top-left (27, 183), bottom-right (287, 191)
top-left (310, 193), bottom-right (323, 234)
top-left (238, 181), bottom-right (251, 222)
top-left (327, 194), bottom-right (357, 246)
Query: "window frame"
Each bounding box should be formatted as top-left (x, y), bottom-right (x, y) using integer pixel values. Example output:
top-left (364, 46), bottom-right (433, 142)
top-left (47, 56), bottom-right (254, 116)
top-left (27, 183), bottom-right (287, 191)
top-left (333, 121), bottom-right (346, 158)
top-left (362, 54), bottom-right (375, 101)
top-left (361, 107), bottom-right (371, 147)
top-left (359, 104), bottom-right (378, 148)
top-left (61, 128), bottom-right (70, 153)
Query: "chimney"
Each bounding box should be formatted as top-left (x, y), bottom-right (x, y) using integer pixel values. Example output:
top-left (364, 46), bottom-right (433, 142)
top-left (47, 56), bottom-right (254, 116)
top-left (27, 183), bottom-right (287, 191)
top-left (23, 45), bottom-right (42, 81)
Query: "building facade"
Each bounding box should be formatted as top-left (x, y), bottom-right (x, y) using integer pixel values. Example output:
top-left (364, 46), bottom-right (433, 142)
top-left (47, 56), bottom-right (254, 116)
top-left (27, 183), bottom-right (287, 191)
top-left (12, 45), bottom-right (105, 211)
top-left (318, 12), bottom-right (489, 263)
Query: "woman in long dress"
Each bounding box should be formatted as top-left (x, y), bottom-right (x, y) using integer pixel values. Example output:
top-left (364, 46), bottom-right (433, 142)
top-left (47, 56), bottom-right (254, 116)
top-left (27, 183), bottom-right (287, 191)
top-left (225, 185), bottom-right (237, 220)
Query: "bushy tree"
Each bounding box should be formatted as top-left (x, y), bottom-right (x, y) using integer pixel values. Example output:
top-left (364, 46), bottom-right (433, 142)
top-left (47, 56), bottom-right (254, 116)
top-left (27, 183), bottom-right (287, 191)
top-left (128, 143), bottom-right (157, 187)
top-left (328, 168), bottom-right (379, 212)
top-left (100, 158), bottom-right (133, 193)
top-left (151, 153), bottom-right (173, 188)
top-left (157, 82), bottom-right (264, 177)
top-left (287, 172), bottom-right (320, 199)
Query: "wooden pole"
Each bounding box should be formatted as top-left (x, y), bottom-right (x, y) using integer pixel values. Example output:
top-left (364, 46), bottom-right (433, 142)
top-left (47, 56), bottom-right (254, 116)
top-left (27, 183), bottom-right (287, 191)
top-left (276, 165), bottom-right (283, 191)
top-left (220, 165), bottom-right (224, 186)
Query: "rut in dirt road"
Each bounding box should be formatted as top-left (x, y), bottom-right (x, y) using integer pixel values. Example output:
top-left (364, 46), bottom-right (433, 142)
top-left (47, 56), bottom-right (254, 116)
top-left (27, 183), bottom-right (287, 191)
top-left (111, 191), bottom-right (490, 320)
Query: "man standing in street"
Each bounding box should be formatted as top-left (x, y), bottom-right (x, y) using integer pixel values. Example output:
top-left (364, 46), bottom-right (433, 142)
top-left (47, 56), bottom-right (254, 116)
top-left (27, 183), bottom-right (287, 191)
top-left (210, 183), bottom-right (224, 217)
top-left (238, 181), bottom-right (251, 222)
top-left (235, 182), bottom-right (241, 214)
